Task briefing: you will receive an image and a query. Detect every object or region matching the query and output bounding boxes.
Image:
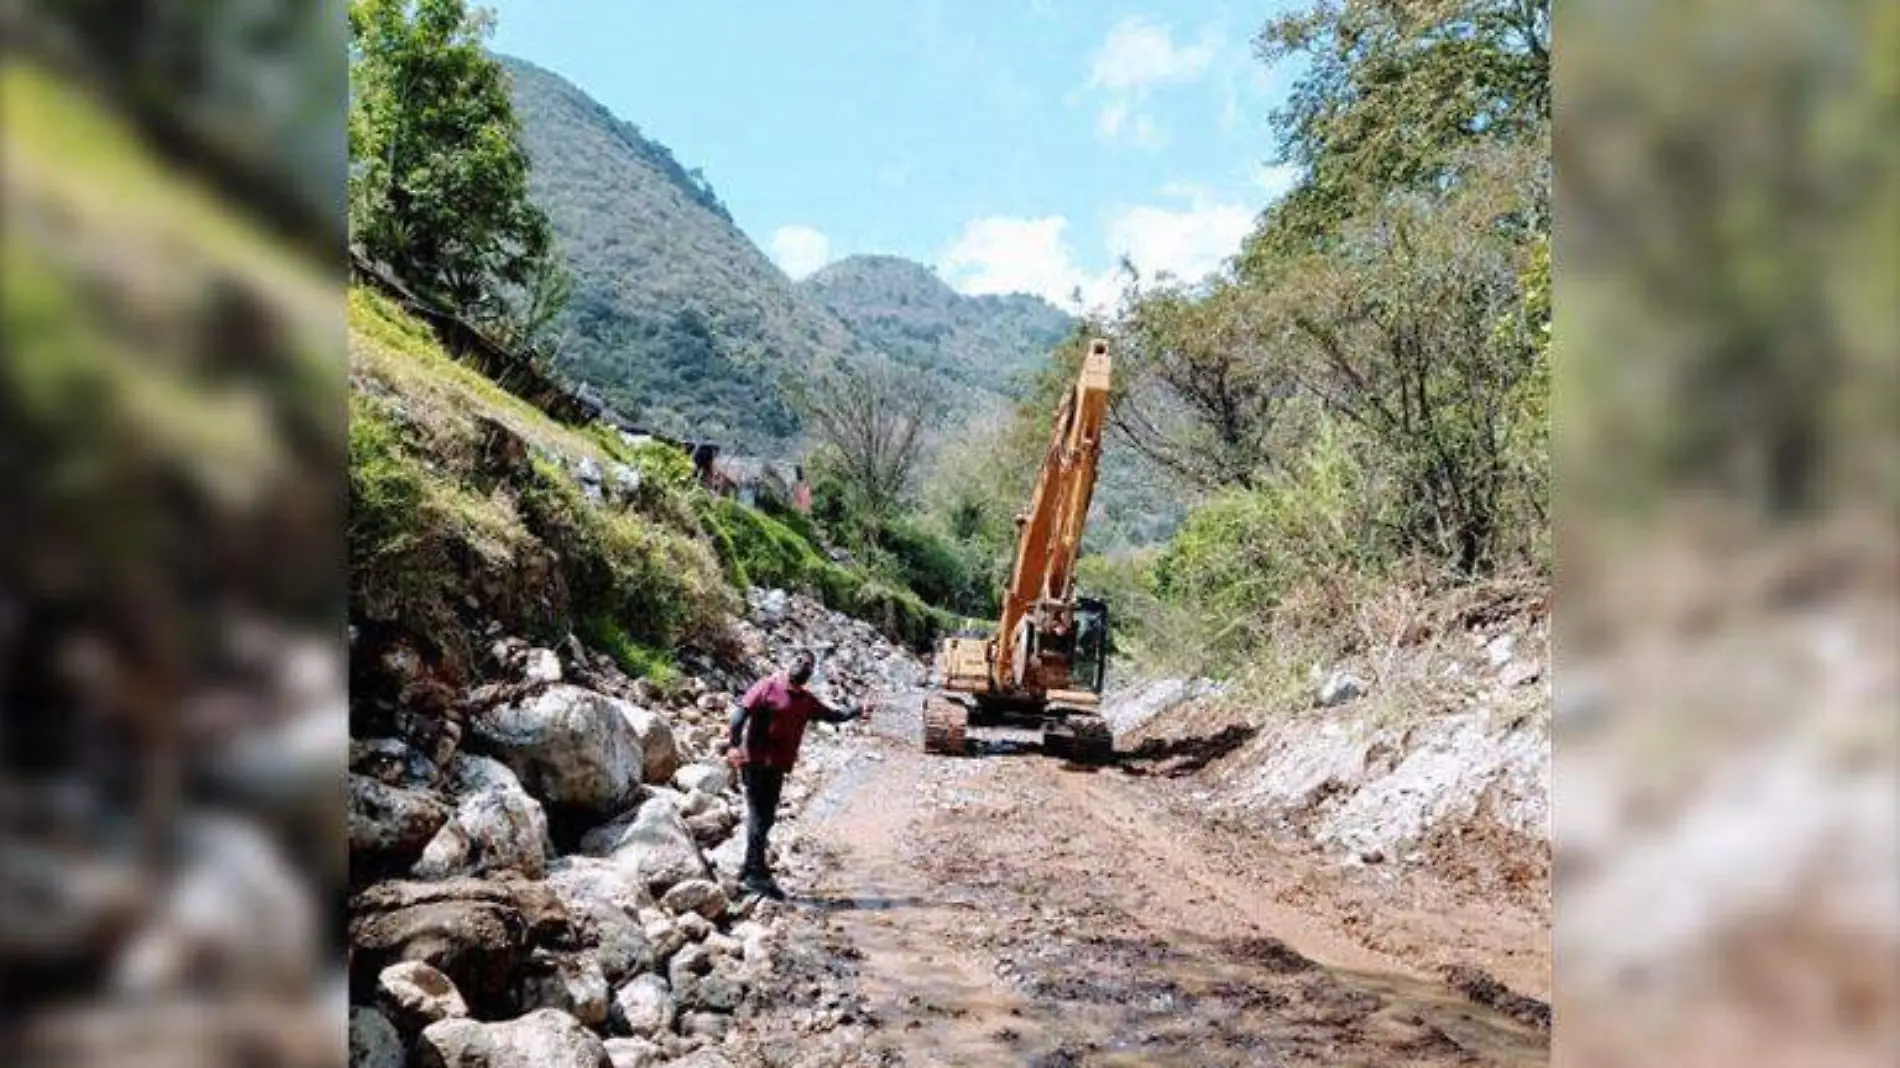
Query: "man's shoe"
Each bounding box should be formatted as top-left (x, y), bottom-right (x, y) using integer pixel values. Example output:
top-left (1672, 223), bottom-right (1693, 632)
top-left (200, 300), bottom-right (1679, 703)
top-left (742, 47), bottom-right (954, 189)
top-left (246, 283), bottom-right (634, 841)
top-left (740, 873), bottom-right (788, 901)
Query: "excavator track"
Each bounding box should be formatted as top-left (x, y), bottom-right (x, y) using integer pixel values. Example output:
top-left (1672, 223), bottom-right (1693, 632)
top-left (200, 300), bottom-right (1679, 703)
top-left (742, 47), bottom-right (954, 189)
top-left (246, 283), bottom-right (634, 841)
top-left (922, 696), bottom-right (969, 756)
top-left (1043, 712), bottom-right (1114, 764)
top-left (1071, 714), bottom-right (1115, 763)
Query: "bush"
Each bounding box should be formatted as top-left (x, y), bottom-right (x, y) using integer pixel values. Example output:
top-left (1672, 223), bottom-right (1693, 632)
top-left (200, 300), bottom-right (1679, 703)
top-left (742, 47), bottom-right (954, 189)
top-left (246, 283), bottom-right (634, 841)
top-left (850, 579), bottom-right (951, 651)
top-left (1146, 418), bottom-right (1402, 672)
top-left (697, 495), bottom-right (827, 592)
top-left (622, 437), bottom-right (698, 490)
top-left (792, 458), bottom-right (1000, 619)
top-left (349, 401), bottom-right (427, 584)
top-left (695, 493), bottom-right (955, 649)
top-left (578, 615), bottom-right (685, 693)
top-left (1073, 550), bottom-right (1160, 659)
top-left (756, 490), bottom-right (825, 547)
top-left (874, 517), bottom-right (993, 618)
top-left (348, 397), bottom-right (539, 667)
top-left (804, 464), bottom-right (876, 552)
top-left (517, 458), bottom-right (735, 652)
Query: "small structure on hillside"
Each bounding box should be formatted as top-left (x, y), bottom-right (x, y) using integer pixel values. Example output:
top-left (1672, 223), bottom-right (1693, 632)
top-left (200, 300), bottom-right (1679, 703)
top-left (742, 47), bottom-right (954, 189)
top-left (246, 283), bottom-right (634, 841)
top-left (704, 453), bottom-right (811, 513)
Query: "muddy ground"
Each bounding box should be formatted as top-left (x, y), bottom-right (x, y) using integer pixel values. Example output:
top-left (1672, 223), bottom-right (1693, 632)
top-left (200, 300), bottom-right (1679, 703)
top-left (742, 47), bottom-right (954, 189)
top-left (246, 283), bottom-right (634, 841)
top-left (724, 697), bottom-right (1550, 1067)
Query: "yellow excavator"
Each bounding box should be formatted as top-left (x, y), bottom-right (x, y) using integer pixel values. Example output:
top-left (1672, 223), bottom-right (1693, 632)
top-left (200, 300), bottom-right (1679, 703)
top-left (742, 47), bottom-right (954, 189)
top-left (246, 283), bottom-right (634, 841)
top-left (923, 339), bottom-right (1114, 761)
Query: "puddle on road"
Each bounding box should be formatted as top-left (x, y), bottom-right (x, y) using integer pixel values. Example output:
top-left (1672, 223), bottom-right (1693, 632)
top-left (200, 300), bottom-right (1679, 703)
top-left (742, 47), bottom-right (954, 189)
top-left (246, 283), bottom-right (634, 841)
top-left (1345, 967), bottom-right (1550, 1067)
top-left (1011, 927), bottom-right (1549, 1067)
top-left (789, 893), bottom-right (977, 915)
top-left (837, 869), bottom-right (1053, 1065)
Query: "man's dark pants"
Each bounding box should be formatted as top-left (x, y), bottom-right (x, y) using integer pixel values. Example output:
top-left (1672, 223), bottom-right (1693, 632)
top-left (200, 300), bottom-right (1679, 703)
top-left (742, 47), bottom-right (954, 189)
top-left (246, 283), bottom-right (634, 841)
top-left (740, 763), bottom-right (787, 879)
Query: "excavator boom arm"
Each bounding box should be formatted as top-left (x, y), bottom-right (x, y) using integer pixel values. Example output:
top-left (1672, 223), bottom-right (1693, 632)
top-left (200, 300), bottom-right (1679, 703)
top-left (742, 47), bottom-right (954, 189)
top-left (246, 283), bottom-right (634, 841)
top-left (993, 339), bottom-right (1112, 690)
top-left (923, 339), bottom-right (1115, 758)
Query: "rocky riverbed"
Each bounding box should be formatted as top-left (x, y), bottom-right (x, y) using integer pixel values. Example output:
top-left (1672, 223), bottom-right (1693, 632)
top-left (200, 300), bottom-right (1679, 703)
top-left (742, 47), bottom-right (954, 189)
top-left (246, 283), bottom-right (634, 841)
top-left (346, 584), bottom-right (1560, 1068)
top-left (347, 587), bottom-right (924, 1068)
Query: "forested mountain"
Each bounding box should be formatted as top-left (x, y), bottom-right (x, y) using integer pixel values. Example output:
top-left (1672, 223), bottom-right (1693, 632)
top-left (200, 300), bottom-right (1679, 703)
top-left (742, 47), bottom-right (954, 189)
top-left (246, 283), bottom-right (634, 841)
top-left (501, 54), bottom-right (869, 449)
top-left (799, 256), bottom-right (1074, 399)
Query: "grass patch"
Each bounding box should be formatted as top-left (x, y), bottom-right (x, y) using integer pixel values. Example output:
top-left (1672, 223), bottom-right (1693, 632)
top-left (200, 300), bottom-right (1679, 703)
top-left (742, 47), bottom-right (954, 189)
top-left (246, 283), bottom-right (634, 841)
top-left (578, 615), bottom-right (685, 694)
top-left (696, 494), bottom-right (955, 649)
top-left (516, 456), bottom-right (735, 652)
top-left (351, 288), bottom-right (618, 471)
top-left (349, 393), bottom-right (736, 672)
top-left (349, 394), bottom-right (537, 665)
top-left (698, 496), bottom-right (828, 592)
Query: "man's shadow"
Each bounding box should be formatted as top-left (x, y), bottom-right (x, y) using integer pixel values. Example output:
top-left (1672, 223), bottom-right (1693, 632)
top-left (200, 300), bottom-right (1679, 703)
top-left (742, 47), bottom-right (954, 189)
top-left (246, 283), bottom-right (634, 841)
top-left (786, 893), bottom-right (954, 913)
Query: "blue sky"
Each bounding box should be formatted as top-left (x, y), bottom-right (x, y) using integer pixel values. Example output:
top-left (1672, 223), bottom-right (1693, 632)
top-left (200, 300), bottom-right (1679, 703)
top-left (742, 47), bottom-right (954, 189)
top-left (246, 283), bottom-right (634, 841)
top-left (484, 0), bottom-right (1304, 311)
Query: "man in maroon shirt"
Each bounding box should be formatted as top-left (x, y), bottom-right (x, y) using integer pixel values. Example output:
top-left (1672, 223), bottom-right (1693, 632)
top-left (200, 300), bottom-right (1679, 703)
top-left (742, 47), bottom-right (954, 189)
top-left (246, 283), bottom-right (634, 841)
top-left (726, 650), bottom-right (862, 898)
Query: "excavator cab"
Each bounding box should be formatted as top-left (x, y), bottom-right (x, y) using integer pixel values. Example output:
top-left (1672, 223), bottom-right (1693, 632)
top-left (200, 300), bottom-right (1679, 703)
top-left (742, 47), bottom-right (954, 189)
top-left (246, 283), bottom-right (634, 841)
top-left (1070, 597), bottom-right (1108, 695)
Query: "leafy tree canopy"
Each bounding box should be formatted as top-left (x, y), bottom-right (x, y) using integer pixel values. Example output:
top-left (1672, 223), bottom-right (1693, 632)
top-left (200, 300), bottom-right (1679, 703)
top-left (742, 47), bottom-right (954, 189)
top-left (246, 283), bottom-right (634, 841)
top-left (349, 0), bottom-right (561, 333)
top-left (1246, 0), bottom-right (1549, 262)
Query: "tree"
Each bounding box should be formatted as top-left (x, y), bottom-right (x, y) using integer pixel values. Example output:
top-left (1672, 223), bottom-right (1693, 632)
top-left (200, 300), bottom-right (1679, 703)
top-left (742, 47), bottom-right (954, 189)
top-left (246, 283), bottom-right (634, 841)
top-left (789, 359), bottom-right (946, 535)
top-left (1198, 0), bottom-right (1553, 573)
top-left (1245, 0), bottom-right (1549, 262)
top-left (348, 0), bottom-right (559, 327)
top-left (1272, 143), bottom-right (1547, 572)
top-left (1557, 0), bottom-right (1890, 518)
top-left (492, 250), bottom-right (573, 363)
top-left (1112, 281), bottom-right (1303, 492)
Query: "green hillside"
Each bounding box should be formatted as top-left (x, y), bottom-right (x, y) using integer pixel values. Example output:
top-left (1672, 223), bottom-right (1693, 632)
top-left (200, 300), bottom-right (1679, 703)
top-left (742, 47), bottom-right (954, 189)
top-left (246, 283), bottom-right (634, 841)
top-left (349, 284), bottom-right (953, 669)
top-left (799, 255), bottom-right (1074, 400)
top-left (501, 54), bottom-right (868, 449)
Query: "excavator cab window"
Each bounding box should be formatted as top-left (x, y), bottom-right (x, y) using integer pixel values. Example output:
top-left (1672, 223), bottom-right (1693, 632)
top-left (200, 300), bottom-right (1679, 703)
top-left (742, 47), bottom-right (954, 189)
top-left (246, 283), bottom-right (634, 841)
top-left (1072, 598), bottom-right (1108, 694)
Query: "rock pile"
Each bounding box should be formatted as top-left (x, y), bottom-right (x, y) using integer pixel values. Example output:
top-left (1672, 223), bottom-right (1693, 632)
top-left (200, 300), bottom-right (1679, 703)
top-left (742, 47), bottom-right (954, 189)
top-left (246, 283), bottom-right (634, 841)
top-left (347, 586), bottom-right (925, 1066)
top-left (723, 587), bottom-right (928, 703)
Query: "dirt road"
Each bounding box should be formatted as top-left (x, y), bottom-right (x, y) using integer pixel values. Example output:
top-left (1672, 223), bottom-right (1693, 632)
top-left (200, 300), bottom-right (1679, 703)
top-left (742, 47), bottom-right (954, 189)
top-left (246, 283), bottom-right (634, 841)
top-left (744, 704), bottom-right (1551, 1067)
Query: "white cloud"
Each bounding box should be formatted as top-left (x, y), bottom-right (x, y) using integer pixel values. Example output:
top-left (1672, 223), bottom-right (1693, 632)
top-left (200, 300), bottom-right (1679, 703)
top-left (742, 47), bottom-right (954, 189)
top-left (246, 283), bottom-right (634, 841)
top-left (1157, 180), bottom-right (1218, 204)
top-left (1218, 61), bottom-right (1277, 135)
top-left (769, 225), bottom-right (831, 279)
top-left (939, 216), bottom-right (1106, 310)
top-left (1219, 71), bottom-right (1244, 133)
top-left (1095, 101), bottom-right (1164, 149)
top-left (1105, 200), bottom-right (1256, 285)
top-left (1089, 17), bottom-right (1219, 91)
top-left (1085, 17), bottom-right (1223, 150)
top-left (938, 192), bottom-right (1257, 314)
top-left (1252, 163), bottom-right (1303, 204)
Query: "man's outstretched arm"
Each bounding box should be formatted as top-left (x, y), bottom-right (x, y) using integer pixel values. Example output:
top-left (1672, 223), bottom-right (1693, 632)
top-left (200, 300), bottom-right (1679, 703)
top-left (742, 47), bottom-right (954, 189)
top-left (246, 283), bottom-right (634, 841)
top-left (814, 697), bottom-right (863, 724)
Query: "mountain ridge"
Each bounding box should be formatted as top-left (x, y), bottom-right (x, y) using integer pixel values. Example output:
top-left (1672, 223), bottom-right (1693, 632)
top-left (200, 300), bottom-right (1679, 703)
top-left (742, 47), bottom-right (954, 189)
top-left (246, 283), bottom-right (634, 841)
top-left (501, 54), bottom-right (1076, 450)
top-left (502, 53), bottom-right (866, 450)
top-left (798, 254), bottom-right (1075, 399)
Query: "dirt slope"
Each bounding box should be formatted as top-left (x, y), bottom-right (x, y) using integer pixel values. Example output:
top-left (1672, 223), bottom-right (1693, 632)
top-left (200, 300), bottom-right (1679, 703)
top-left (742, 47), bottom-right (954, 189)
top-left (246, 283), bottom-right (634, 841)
top-left (733, 699), bottom-right (1550, 1068)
